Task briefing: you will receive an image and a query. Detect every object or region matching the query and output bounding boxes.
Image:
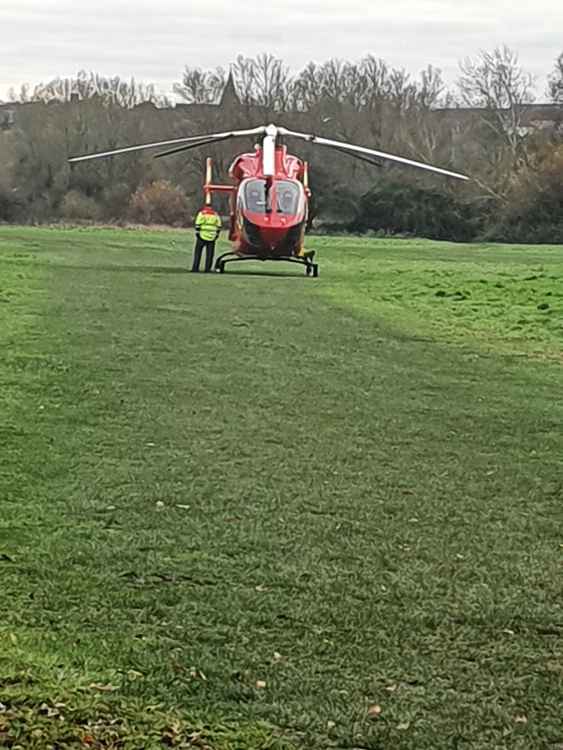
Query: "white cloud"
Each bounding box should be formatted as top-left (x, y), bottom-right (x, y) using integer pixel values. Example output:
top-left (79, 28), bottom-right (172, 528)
top-left (1, 0), bottom-right (561, 99)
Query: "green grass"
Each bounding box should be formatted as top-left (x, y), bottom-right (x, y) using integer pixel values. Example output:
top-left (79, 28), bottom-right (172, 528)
top-left (1, 226), bottom-right (562, 749)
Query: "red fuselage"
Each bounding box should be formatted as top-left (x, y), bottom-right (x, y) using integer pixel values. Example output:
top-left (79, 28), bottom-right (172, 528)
top-left (227, 146), bottom-right (309, 258)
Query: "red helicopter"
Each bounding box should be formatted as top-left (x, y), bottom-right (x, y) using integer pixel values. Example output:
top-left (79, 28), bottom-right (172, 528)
top-left (69, 123), bottom-right (469, 277)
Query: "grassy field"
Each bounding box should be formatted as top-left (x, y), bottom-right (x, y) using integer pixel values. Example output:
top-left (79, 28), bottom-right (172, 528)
top-left (1, 226), bottom-right (562, 749)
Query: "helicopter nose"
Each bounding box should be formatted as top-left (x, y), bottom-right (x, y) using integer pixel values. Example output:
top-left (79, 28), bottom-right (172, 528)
top-left (259, 226), bottom-right (288, 249)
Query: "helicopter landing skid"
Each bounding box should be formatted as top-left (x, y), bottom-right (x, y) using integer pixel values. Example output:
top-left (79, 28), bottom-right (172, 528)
top-left (214, 252), bottom-right (319, 277)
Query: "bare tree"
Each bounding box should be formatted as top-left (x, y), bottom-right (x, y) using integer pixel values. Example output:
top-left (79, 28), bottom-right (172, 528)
top-left (458, 46), bottom-right (535, 156)
top-left (548, 53), bottom-right (563, 104)
top-left (417, 65), bottom-right (446, 109)
top-left (230, 55), bottom-right (257, 107)
top-left (250, 53), bottom-right (292, 111)
top-left (173, 66), bottom-right (225, 104)
top-left (8, 84), bottom-right (28, 102)
top-left (291, 63), bottom-right (323, 111)
top-left (359, 57), bottom-right (391, 108)
top-left (9, 49), bottom-right (563, 238)
top-left (9, 71), bottom-right (169, 108)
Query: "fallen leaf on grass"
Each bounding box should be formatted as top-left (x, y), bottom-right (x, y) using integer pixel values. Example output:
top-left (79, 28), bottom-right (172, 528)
top-left (255, 584), bottom-right (269, 593)
top-left (367, 704), bottom-right (382, 719)
top-left (89, 683), bottom-right (118, 692)
top-left (273, 652), bottom-right (283, 662)
top-left (187, 731), bottom-right (210, 748)
top-left (38, 703), bottom-right (63, 718)
top-left (156, 501), bottom-right (165, 510)
top-left (385, 684), bottom-right (397, 693)
top-left (327, 721), bottom-right (336, 730)
top-left (514, 715), bottom-right (528, 724)
top-left (176, 504), bottom-right (190, 510)
top-left (161, 721), bottom-right (186, 744)
top-left (255, 680), bottom-right (267, 689)
top-left (127, 670), bottom-right (144, 681)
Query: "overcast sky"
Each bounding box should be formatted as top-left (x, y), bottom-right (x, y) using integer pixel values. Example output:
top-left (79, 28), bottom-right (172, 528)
top-left (1, 0), bottom-right (561, 101)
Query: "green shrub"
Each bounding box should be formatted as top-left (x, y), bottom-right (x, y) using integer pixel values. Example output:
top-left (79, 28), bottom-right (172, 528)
top-left (128, 180), bottom-right (192, 227)
top-left (482, 145), bottom-right (563, 244)
top-left (61, 190), bottom-right (101, 221)
top-left (100, 182), bottom-right (133, 220)
top-left (353, 180), bottom-right (481, 241)
top-left (0, 187), bottom-right (23, 222)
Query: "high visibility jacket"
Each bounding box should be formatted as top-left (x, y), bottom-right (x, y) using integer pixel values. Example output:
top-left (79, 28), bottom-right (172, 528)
top-left (195, 211), bottom-right (221, 242)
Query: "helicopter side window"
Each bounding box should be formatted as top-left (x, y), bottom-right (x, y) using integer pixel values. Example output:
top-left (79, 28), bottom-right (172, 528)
top-left (244, 179), bottom-right (268, 213)
top-left (275, 181), bottom-right (301, 215)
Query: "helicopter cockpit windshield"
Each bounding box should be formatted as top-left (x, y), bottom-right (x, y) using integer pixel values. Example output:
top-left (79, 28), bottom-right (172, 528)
top-left (274, 181), bottom-right (302, 215)
top-left (242, 178), bottom-right (304, 216)
top-left (243, 179), bottom-right (268, 213)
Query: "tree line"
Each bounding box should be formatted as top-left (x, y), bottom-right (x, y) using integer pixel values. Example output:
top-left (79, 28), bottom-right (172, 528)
top-left (0, 49), bottom-right (562, 242)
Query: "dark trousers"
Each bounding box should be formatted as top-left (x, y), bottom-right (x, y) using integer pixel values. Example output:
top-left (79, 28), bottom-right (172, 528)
top-left (192, 236), bottom-right (216, 272)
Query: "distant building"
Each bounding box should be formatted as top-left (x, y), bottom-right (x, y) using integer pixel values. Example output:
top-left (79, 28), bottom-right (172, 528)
top-left (0, 105), bottom-right (15, 130)
top-left (437, 103), bottom-right (562, 134)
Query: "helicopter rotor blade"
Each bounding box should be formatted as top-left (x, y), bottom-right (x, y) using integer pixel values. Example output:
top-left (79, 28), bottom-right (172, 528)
top-left (324, 143), bottom-right (383, 168)
top-left (154, 134), bottom-right (232, 159)
top-left (68, 126), bottom-right (266, 164)
top-left (277, 127), bottom-right (470, 181)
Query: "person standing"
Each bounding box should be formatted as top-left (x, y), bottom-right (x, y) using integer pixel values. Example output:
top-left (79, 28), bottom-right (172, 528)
top-left (192, 206), bottom-right (222, 273)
